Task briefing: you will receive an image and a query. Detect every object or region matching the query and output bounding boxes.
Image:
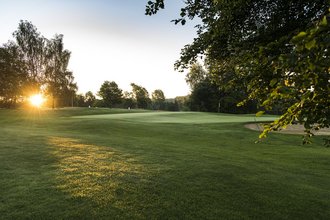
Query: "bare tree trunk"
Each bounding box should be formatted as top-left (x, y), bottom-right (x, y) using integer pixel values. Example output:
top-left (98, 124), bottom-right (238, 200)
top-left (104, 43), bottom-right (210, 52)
top-left (71, 94), bottom-right (74, 107)
top-left (52, 94), bottom-right (55, 109)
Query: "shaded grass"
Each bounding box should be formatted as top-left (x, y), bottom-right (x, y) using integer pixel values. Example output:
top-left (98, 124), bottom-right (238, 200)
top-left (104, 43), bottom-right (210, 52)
top-left (0, 108), bottom-right (329, 219)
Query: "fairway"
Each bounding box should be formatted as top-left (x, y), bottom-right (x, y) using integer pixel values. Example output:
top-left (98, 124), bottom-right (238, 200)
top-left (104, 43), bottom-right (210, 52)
top-left (0, 108), bottom-right (329, 219)
top-left (74, 111), bottom-right (278, 124)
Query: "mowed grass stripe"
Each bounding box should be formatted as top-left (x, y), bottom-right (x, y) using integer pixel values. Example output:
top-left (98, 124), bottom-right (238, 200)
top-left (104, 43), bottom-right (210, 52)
top-left (73, 111), bottom-right (278, 124)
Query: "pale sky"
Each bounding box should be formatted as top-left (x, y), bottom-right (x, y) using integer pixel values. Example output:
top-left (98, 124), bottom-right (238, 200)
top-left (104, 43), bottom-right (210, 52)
top-left (0, 0), bottom-right (197, 98)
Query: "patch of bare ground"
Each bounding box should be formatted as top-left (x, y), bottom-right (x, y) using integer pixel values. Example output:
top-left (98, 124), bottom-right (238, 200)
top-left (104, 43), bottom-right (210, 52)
top-left (245, 123), bottom-right (330, 135)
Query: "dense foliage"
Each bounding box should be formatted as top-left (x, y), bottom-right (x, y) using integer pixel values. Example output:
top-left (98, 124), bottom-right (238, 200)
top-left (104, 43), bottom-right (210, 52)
top-left (98, 81), bottom-right (123, 108)
top-left (0, 43), bottom-right (26, 107)
top-left (186, 63), bottom-right (257, 113)
top-left (151, 89), bottom-right (166, 110)
top-left (0, 21), bottom-right (77, 108)
top-left (146, 0), bottom-right (329, 141)
top-left (85, 81), bottom-right (172, 110)
top-left (130, 83), bottom-right (152, 109)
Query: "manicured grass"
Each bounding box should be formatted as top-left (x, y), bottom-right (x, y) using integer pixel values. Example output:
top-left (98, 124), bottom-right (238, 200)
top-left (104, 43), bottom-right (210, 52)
top-left (0, 108), bottom-right (329, 219)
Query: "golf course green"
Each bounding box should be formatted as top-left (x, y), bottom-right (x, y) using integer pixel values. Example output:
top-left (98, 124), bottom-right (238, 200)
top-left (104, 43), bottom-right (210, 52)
top-left (0, 108), bottom-right (329, 219)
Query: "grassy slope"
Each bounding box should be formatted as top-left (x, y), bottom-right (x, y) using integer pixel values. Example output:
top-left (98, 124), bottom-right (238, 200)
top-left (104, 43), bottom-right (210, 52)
top-left (0, 108), bottom-right (329, 219)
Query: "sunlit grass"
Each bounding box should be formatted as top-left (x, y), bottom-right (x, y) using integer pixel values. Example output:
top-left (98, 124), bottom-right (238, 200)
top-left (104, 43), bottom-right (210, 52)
top-left (49, 137), bottom-right (145, 206)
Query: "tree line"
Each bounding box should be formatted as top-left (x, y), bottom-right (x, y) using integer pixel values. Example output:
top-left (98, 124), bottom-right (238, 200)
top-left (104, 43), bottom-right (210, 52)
top-left (74, 81), bottom-right (188, 111)
top-left (74, 75), bottom-right (258, 114)
top-left (74, 81), bottom-right (164, 110)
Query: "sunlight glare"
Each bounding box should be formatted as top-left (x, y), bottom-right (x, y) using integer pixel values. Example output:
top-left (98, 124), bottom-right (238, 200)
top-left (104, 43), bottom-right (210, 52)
top-left (29, 94), bottom-right (45, 107)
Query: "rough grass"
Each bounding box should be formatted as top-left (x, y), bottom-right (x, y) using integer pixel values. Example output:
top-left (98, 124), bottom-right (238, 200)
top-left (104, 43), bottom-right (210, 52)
top-left (0, 108), bottom-right (329, 219)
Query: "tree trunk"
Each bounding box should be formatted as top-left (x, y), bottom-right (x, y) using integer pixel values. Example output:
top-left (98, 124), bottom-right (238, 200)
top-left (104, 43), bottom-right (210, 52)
top-left (52, 94), bottom-right (55, 109)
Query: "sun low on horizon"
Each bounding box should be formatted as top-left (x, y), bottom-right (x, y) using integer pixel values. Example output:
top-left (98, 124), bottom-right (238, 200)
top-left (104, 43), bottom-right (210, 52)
top-left (0, 1), bottom-right (194, 98)
top-left (29, 93), bottom-right (45, 108)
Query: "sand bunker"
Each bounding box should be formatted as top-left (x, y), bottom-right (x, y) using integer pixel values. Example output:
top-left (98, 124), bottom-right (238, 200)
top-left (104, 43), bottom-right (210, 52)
top-left (245, 123), bottom-right (330, 135)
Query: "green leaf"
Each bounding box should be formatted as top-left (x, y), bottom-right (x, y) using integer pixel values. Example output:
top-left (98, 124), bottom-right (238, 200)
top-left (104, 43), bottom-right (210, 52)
top-left (320, 15), bottom-right (328, 27)
top-left (270, 78), bottom-right (277, 87)
top-left (256, 111), bottom-right (265, 117)
top-left (270, 89), bottom-right (278, 97)
top-left (305, 39), bottom-right (316, 50)
top-left (292, 31), bottom-right (307, 43)
top-left (262, 99), bottom-right (270, 106)
top-left (296, 31), bottom-right (307, 38)
top-left (237, 101), bottom-right (245, 107)
top-left (308, 62), bottom-right (315, 71)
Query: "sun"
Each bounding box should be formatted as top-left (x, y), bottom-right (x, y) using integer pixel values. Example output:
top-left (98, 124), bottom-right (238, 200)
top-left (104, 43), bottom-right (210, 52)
top-left (29, 94), bottom-right (45, 108)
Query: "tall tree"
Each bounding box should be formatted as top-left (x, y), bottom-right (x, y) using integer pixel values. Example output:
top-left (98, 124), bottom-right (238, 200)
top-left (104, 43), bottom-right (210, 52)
top-left (0, 43), bottom-right (26, 107)
top-left (58, 72), bottom-right (77, 107)
top-left (146, 0), bottom-right (329, 142)
top-left (98, 81), bottom-right (123, 108)
top-left (174, 96), bottom-right (190, 111)
top-left (45, 34), bottom-right (73, 108)
top-left (185, 62), bottom-right (207, 89)
top-left (130, 83), bottom-right (151, 109)
top-left (75, 94), bottom-right (85, 107)
top-left (152, 89), bottom-right (165, 110)
top-left (1, 20), bottom-right (77, 108)
top-left (84, 91), bottom-right (96, 107)
top-left (122, 91), bottom-right (136, 109)
top-left (13, 20), bottom-right (46, 94)
top-left (189, 79), bottom-right (219, 112)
